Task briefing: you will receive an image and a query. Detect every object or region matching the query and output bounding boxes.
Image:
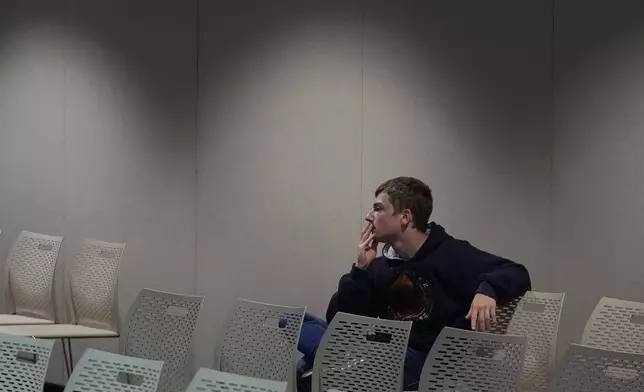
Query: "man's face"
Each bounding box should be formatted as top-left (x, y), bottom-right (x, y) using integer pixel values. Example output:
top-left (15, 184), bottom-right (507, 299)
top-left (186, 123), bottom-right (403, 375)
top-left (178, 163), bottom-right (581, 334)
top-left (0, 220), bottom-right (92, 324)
top-left (365, 192), bottom-right (405, 243)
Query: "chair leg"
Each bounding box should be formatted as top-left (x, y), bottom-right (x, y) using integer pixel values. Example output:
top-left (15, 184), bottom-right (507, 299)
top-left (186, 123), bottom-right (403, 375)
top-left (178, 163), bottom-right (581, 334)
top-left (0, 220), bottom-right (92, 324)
top-left (61, 338), bottom-right (71, 377)
top-left (66, 338), bottom-right (74, 371)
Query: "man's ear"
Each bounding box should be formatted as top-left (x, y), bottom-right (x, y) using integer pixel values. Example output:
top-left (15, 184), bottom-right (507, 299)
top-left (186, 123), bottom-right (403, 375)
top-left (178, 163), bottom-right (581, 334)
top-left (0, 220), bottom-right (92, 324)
top-left (400, 209), bottom-right (413, 228)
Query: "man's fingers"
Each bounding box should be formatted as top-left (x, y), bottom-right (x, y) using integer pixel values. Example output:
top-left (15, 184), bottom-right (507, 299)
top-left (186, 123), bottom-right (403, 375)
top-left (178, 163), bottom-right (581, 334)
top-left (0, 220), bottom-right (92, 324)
top-left (360, 223), bottom-right (373, 240)
top-left (485, 307), bottom-right (492, 331)
top-left (491, 306), bottom-right (497, 325)
top-left (470, 308), bottom-right (478, 330)
top-left (359, 232), bottom-right (375, 250)
top-left (478, 308), bottom-right (487, 332)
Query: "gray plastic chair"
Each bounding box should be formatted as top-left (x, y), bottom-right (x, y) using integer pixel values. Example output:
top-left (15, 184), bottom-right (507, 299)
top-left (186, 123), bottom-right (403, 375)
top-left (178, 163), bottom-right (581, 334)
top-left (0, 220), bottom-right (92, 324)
top-left (0, 333), bottom-right (54, 392)
top-left (121, 288), bottom-right (204, 392)
top-left (419, 327), bottom-right (527, 392)
top-left (312, 312), bottom-right (412, 392)
top-left (187, 368), bottom-right (288, 392)
top-left (215, 299), bottom-right (305, 392)
top-left (64, 348), bottom-right (164, 392)
top-left (581, 296), bottom-right (644, 354)
top-left (549, 344), bottom-right (644, 392)
top-left (4, 230), bottom-right (63, 323)
top-left (506, 292), bottom-right (565, 392)
top-left (490, 296), bottom-right (522, 335)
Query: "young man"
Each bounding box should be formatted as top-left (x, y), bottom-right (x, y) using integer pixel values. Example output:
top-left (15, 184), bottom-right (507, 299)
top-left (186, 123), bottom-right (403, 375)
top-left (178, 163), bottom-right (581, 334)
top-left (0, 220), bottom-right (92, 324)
top-left (298, 176), bottom-right (531, 390)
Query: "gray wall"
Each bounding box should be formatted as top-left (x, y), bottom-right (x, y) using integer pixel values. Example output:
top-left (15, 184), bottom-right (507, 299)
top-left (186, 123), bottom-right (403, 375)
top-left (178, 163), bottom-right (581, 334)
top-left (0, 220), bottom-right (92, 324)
top-left (0, 0), bottom-right (198, 381)
top-left (0, 0), bottom-right (551, 381)
top-left (552, 0), bottom-right (644, 354)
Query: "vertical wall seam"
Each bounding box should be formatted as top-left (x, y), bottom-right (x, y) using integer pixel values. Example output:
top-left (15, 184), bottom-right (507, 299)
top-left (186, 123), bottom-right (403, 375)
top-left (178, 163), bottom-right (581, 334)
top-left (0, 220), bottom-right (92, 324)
top-left (547, 0), bottom-right (556, 289)
top-left (360, 0), bottom-right (365, 228)
top-left (193, 0), bottom-right (200, 295)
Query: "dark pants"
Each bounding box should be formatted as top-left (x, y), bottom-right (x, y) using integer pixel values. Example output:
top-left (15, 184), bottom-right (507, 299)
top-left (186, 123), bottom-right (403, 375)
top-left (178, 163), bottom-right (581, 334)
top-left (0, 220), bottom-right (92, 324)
top-left (44, 382), bottom-right (65, 392)
top-left (298, 313), bottom-right (427, 390)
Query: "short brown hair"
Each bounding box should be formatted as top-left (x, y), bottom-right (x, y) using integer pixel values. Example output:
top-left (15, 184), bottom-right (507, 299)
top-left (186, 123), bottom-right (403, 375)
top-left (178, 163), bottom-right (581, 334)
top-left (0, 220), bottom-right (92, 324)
top-left (375, 176), bottom-right (433, 231)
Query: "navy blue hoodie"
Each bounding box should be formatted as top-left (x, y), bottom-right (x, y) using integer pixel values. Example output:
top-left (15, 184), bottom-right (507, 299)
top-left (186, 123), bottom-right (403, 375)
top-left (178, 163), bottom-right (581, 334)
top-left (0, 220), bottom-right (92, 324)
top-left (334, 222), bottom-right (531, 353)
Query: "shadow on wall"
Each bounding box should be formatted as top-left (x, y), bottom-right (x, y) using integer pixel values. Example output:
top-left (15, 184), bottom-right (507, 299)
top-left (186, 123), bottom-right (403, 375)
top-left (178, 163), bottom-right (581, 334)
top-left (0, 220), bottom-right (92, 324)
top-left (198, 0), bottom-right (552, 148)
top-left (1, 0), bottom-right (554, 156)
top-left (554, 0), bottom-right (644, 89)
top-left (0, 0), bottom-right (198, 148)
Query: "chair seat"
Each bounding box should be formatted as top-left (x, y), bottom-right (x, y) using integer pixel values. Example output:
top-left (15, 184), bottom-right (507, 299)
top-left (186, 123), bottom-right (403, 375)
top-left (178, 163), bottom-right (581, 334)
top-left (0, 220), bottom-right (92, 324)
top-left (0, 324), bottom-right (119, 339)
top-left (0, 314), bottom-right (54, 325)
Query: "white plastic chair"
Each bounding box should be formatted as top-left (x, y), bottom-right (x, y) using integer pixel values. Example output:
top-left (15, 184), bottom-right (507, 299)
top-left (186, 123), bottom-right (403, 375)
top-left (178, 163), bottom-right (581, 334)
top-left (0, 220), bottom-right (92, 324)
top-left (0, 333), bottom-right (54, 392)
top-left (549, 344), bottom-right (644, 392)
top-left (581, 296), bottom-right (644, 354)
top-left (64, 348), bottom-right (164, 392)
top-left (187, 368), bottom-right (288, 392)
top-left (419, 327), bottom-right (527, 392)
top-left (65, 238), bottom-right (126, 332)
top-left (0, 238), bottom-right (125, 376)
top-left (2, 231), bottom-right (63, 324)
top-left (121, 288), bottom-right (204, 392)
top-left (505, 292), bottom-right (565, 392)
top-left (215, 299), bottom-right (305, 392)
top-left (312, 312), bottom-right (412, 392)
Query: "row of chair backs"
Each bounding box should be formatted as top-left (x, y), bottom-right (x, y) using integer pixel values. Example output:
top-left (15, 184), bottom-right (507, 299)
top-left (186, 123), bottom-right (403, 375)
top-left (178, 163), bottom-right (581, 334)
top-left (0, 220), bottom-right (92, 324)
top-left (308, 315), bottom-right (529, 392)
top-left (3, 230), bottom-right (126, 331)
top-left (120, 292), bottom-right (304, 392)
top-left (4, 288), bottom-right (643, 392)
top-left (4, 229), bottom-right (642, 392)
top-left (0, 333), bottom-right (288, 392)
top-left (422, 299), bottom-right (644, 392)
top-left (0, 294), bottom-right (299, 392)
top-left (9, 335), bottom-right (640, 392)
top-left (493, 293), bottom-right (644, 392)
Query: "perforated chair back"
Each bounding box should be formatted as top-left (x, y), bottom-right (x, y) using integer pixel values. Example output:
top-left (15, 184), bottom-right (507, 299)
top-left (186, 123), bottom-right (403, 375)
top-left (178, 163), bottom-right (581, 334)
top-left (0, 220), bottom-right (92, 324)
top-left (0, 333), bottom-right (54, 392)
top-left (419, 327), bottom-right (527, 392)
top-left (6, 231), bottom-right (63, 321)
top-left (66, 238), bottom-right (126, 331)
top-left (549, 344), bottom-right (644, 392)
top-left (506, 292), bottom-right (565, 392)
top-left (64, 348), bottom-right (163, 392)
top-left (312, 312), bottom-right (412, 392)
top-left (187, 368), bottom-right (288, 392)
top-left (490, 297), bottom-right (522, 334)
top-left (581, 296), bottom-right (644, 354)
top-left (215, 299), bottom-right (305, 391)
top-left (121, 288), bottom-right (204, 392)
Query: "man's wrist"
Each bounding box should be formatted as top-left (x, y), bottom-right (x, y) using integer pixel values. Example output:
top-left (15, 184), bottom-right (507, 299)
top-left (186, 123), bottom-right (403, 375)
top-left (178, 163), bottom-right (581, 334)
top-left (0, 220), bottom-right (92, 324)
top-left (476, 281), bottom-right (497, 300)
top-left (354, 263), bottom-right (369, 271)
